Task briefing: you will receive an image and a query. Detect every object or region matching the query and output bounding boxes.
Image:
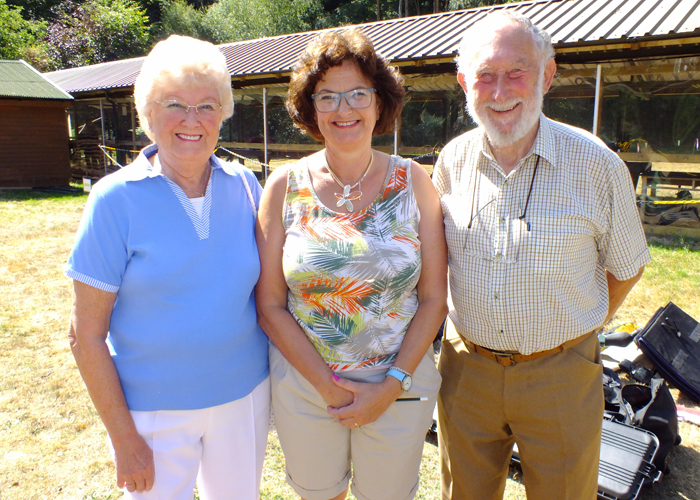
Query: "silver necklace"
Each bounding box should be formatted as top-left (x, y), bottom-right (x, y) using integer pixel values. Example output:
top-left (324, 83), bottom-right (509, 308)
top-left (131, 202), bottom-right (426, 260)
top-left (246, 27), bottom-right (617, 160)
top-left (326, 152), bottom-right (374, 212)
top-left (182, 166), bottom-right (211, 197)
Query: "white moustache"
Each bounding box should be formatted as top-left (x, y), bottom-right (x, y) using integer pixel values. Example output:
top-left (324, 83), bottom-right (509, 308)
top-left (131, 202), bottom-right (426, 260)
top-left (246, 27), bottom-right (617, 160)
top-left (488, 101), bottom-right (521, 112)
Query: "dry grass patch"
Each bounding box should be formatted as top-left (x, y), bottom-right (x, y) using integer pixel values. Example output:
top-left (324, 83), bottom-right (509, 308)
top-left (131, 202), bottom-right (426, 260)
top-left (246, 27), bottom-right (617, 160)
top-left (1, 190), bottom-right (700, 500)
top-left (0, 190), bottom-right (119, 500)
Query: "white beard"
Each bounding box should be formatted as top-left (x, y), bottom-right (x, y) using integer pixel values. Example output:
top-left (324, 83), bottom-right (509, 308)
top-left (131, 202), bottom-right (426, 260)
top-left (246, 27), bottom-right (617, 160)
top-left (466, 72), bottom-right (544, 148)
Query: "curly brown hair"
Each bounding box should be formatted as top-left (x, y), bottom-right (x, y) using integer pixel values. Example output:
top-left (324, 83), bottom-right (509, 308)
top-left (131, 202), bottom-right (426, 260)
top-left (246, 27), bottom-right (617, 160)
top-left (286, 28), bottom-right (405, 142)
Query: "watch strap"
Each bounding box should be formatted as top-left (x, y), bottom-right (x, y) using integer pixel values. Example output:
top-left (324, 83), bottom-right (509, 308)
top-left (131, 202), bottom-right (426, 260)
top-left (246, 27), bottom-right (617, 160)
top-left (386, 368), bottom-right (408, 384)
top-left (390, 366), bottom-right (412, 378)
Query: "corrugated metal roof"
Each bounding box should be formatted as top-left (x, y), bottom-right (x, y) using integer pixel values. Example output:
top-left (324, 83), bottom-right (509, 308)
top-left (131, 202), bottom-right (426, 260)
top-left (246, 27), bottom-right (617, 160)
top-left (46, 58), bottom-right (144, 95)
top-left (0, 60), bottom-right (73, 100)
top-left (45, 0), bottom-right (700, 94)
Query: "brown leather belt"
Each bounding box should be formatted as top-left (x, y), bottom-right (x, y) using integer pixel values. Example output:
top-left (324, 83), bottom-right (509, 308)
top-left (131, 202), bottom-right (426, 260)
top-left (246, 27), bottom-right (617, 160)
top-left (466, 332), bottom-right (594, 367)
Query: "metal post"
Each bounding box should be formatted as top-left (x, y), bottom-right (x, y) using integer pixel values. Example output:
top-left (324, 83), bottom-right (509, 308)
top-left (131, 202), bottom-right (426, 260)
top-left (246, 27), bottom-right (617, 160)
top-left (99, 98), bottom-right (107, 176)
top-left (263, 87), bottom-right (269, 181)
top-left (130, 100), bottom-right (136, 144)
top-left (394, 118), bottom-right (398, 156)
top-left (592, 64), bottom-right (603, 136)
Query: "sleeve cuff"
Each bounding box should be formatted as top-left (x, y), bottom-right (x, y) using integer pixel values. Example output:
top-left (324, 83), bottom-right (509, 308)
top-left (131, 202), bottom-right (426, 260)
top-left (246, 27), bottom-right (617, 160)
top-left (64, 268), bottom-right (120, 293)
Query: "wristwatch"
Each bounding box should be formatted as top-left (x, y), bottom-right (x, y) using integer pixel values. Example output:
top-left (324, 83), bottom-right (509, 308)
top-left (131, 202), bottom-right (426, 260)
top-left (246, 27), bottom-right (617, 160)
top-left (386, 367), bottom-right (412, 392)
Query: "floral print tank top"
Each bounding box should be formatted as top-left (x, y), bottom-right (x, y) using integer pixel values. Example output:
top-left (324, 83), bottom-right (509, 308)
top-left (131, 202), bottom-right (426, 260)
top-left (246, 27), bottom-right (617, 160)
top-left (282, 154), bottom-right (422, 372)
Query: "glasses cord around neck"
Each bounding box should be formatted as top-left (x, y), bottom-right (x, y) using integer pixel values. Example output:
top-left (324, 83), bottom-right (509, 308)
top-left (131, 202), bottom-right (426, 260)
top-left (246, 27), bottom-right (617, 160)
top-left (467, 155), bottom-right (540, 231)
top-left (518, 155), bottom-right (540, 231)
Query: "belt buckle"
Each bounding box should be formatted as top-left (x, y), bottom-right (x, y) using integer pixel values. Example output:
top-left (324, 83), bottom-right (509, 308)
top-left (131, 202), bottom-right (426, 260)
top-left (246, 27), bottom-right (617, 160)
top-left (493, 353), bottom-right (516, 367)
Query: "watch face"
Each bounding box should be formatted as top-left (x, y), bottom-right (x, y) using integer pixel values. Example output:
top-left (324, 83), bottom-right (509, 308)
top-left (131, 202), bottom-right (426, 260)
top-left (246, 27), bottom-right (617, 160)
top-left (402, 375), bottom-right (412, 392)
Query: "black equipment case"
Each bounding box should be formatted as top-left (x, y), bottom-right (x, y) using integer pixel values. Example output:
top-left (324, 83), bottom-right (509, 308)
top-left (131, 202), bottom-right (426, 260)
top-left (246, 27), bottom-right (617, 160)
top-left (635, 302), bottom-right (700, 403)
top-left (511, 418), bottom-right (659, 500)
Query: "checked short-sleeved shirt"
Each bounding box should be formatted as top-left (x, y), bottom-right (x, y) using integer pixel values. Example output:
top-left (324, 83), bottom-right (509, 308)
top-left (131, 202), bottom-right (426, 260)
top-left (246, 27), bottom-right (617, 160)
top-left (433, 115), bottom-right (651, 355)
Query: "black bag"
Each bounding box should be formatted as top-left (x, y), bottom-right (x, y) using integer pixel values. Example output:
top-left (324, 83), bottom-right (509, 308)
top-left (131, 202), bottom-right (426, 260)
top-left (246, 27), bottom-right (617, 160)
top-left (603, 367), bottom-right (681, 476)
top-left (635, 302), bottom-right (700, 403)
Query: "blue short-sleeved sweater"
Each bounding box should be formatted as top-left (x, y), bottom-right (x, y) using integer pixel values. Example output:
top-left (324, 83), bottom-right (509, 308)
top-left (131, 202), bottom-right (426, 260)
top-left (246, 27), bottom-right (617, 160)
top-left (66, 144), bottom-right (269, 411)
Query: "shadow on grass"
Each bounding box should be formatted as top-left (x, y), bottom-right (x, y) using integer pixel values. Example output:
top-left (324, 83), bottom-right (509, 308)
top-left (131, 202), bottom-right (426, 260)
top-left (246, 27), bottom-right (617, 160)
top-left (638, 439), bottom-right (700, 500)
top-left (647, 234), bottom-right (700, 252)
top-left (0, 187), bottom-right (86, 202)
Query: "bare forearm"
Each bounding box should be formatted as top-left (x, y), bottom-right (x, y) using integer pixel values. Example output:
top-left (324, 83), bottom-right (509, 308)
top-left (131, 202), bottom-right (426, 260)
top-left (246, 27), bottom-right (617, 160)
top-left (257, 305), bottom-right (341, 399)
top-left (70, 331), bottom-right (138, 441)
top-left (69, 281), bottom-right (153, 491)
top-left (605, 266), bottom-right (644, 324)
top-left (69, 281), bottom-right (138, 442)
top-left (392, 296), bottom-right (448, 373)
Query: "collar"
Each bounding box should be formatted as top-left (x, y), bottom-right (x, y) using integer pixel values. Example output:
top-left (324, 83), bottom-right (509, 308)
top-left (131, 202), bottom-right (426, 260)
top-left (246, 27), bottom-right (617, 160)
top-left (477, 114), bottom-right (557, 170)
top-left (127, 143), bottom-right (226, 181)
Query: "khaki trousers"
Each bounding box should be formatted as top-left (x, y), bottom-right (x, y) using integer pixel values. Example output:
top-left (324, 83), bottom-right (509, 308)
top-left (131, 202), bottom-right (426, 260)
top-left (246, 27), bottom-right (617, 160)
top-left (437, 320), bottom-right (603, 500)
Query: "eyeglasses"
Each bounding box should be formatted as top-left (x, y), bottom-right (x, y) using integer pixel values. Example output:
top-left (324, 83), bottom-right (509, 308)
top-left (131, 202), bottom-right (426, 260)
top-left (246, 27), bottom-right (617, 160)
top-left (311, 88), bottom-right (376, 113)
top-left (156, 100), bottom-right (223, 118)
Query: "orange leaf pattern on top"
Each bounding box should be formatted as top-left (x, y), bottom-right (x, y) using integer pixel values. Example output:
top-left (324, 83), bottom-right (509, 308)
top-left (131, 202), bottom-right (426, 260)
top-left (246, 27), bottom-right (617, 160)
top-left (282, 155), bottom-right (422, 371)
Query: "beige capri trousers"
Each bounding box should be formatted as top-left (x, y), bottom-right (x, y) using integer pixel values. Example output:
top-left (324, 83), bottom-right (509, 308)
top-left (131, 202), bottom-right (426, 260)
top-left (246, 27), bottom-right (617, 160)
top-left (270, 343), bottom-right (441, 500)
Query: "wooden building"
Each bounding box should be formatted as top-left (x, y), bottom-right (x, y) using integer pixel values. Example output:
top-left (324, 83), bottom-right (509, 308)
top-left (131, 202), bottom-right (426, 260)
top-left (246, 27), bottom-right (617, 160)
top-left (45, 0), bottom-right (700, 233)
top-left (0, 60), bottom-right (73, 188)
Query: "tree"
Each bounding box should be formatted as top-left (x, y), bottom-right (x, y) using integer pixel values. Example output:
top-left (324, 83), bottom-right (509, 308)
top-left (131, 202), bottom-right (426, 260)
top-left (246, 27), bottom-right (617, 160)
top-left (159, 0), bottom-right (207, 40)
top-left (46, 0), bottom-right (152, 69)
top-left (0, 0), bottom-right (52, 68)
top-left (5, 0), bottom-right (63, 20)
top-left (161, 0), bottom-right (325, 44)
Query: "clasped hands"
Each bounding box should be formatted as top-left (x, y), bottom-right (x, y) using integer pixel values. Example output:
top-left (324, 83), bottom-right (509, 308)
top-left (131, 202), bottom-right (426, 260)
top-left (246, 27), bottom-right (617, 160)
top-left (324, 374), bottom-right (404, 428)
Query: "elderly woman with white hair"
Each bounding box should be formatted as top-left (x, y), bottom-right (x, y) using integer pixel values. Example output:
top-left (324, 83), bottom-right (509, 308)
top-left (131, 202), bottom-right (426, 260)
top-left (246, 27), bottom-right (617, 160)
top-left (65, 35), bottom-right (269, 499)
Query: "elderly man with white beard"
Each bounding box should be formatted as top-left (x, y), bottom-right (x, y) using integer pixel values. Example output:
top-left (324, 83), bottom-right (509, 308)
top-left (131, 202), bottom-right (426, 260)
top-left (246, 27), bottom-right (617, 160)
top-left (432, 11), bottom-right (651, 500)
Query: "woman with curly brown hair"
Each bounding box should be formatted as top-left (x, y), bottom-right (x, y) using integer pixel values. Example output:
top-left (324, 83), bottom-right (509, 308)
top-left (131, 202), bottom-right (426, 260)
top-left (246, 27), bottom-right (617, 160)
top-left (255, 28), bottom-right (447, 500)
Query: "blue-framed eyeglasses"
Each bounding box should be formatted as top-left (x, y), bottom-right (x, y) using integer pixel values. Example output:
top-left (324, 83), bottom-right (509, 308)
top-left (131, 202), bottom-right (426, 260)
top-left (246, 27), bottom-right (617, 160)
top-left (311, 88), bottom-right (376, 112)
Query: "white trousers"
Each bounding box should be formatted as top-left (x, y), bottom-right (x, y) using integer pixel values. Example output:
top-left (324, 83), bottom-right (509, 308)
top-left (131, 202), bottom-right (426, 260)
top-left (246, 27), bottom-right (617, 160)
top-left (121, 377), bottom-right (270, 500)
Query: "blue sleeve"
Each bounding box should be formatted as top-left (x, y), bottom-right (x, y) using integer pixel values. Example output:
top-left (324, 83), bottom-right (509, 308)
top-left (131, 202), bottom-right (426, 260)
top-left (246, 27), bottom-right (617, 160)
top-left (243, 168), bottom-right (263, 209)
top-left (65, 183), bottom-right (130, 292)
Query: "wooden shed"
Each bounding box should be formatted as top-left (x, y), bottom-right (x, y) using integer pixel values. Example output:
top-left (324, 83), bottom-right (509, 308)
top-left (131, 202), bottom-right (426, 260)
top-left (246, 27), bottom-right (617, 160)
top-left (0, 60), bottom-right (73, 188)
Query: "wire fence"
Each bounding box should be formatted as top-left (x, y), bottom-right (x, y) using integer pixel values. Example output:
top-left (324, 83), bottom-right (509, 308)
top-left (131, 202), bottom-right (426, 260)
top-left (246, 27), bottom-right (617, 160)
top-left (91, 145), bottom-right (700, 208)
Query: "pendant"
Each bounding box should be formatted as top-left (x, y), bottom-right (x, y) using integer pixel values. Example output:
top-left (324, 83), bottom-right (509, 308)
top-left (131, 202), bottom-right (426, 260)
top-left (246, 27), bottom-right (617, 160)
top-left (335, 184), bottom-right (362, 212)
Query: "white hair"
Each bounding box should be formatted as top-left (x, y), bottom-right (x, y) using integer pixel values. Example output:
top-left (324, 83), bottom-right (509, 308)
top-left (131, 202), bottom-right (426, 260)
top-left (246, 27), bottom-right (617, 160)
top-left (456, 10), bottom-right (555, 77)
top-left (134, 35), bottom-right (234, 142)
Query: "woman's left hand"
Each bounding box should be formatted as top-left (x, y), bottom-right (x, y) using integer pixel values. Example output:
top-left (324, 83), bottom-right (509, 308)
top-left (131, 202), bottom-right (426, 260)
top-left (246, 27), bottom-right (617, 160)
top-left (326, 375), bottom-right (403, 428)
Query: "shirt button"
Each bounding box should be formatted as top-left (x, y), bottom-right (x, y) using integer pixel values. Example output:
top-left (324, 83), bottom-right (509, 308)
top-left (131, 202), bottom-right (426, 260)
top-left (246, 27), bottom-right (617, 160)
top-left (494, 292), bottom-right (500, 299)
top-left (494, 253), bottom-right (503, 261)
top-left (499, 217), bottom-right (506, 224)
top-left (498, 329), bottom-right (504, 335)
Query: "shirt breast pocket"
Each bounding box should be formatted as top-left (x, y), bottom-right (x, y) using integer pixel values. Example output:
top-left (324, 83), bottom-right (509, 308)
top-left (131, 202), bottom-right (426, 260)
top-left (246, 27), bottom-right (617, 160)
top-left (443, 194), bottom-right (496, 261)
top-left (521, 215), bottom-right (597, 280)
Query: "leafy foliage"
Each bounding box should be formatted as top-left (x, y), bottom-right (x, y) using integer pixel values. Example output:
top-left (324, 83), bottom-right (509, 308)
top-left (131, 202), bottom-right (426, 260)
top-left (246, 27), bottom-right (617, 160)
top-left (0, 0), bottom-right (49, 65)
top-left (159, 0), bottom-right (504, 44)
top-left (159, 0), bottom-right (207, 40)
top-left (161, 0), bottom-right (324, 43)
top-left (4, 0), bottom-right (511, 71)
top-left (5, 0), bottom-right (64, 20)
top-left (45, 0), bottom-right (152, 69)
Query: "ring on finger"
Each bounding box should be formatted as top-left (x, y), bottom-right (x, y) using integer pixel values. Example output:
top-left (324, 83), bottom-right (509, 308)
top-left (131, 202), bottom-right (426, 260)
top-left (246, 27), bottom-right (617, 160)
top-left (354, 422), bottom-right (359, 427)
